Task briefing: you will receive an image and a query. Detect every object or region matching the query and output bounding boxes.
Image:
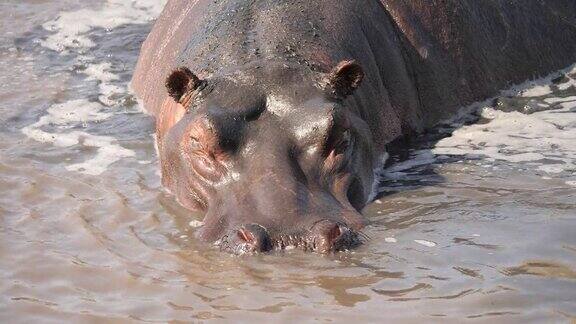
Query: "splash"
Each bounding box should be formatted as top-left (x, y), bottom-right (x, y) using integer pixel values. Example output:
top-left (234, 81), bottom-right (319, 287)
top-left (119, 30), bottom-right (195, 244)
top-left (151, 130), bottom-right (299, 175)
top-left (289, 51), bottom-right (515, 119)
top-left (22, 100), bottom-right (135, 175)
top-left (40, 0), bottom-right (166, 53)
top-left (24, 0), bottom-right (167, 175)
top-left (433, 64), bottom-right (576, 177)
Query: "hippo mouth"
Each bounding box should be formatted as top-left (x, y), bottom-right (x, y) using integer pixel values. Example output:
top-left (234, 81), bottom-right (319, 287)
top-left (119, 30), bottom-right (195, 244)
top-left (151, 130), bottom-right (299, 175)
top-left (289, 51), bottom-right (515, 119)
top-left (215, 220), bottom-right (364, 254)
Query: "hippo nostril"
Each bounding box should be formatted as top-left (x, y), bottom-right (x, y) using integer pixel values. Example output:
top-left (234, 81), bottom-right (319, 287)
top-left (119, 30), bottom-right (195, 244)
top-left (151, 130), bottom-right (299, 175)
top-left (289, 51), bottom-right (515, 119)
top-left (310, 220), bottom-right (352, 253)
top-left (326, 223), bottom-right (343, 243)
top-left (237, 227), bottom-right (255, 242)
top-left (235, 224), bottom-right (272, 253)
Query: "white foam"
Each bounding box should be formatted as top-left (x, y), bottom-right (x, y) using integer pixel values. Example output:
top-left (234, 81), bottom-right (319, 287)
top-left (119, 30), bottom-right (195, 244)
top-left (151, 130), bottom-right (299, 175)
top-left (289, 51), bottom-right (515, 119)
top-left (22, 100), bottom-right (135, 175)
top-left (82, 61), bottom-right (124, 106)
top-left (434, 104), bottom-right (576, 174)
top-left (414, 239), bottom-right (437, 247)
top-left (517, 65), bottom-right (576, 97)
top-left (189, 220), bottom-right (204, 228)
top-left (544, 96), bottom-right (576, 104)
top-left (66, 141), bottom-right (135, 175)
top-left (521, 84), bottom-right (552, 97)
top-left (41, 0), bottom-right (166, 53)
top-left (26, 0), bottom-right (167, 174)
top-left (41, 0), bottom-right (166, 107)
top-left (558, 78), bottom-right (575, 91)
top-left (433, 64), bottom-right (576, 176)
top-left (37, 99), bottom-right (111, 126)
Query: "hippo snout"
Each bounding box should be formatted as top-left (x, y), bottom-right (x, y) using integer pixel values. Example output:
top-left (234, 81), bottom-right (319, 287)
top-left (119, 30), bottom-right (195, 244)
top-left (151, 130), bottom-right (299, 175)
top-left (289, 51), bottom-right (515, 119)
top-left (308, 219), bottom-right (359, 253)
top-left (219, 224), bottom-right (274, 254)
top-left (217, 220), bottom-right (361, 254)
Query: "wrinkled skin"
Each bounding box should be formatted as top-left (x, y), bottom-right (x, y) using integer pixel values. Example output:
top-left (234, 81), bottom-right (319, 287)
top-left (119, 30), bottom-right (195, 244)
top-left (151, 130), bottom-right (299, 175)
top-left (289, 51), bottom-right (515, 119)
top-left (132, 0), bottom-right (576, 253)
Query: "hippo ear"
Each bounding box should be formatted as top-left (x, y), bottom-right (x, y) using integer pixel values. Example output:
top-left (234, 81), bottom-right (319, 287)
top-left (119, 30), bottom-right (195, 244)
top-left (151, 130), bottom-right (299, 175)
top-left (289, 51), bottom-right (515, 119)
top-left (327, 60), bottom-right (364, 98)
top-left (165, 67), bottom-right (204, 102)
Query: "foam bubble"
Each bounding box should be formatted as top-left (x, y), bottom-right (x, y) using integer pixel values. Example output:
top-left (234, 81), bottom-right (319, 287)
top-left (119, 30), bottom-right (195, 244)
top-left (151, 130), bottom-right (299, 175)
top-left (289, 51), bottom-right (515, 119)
top-left (521, 84), bottom-right (552, 97)
top-left (414, 240), bottom-right (437, 247)
top-left (41, 0), bottom-right (166, 53)
top-left (66, 141), bottom-right (135, 175)
top-left (22, 100), bottom-right (135, 175)
top-left (189, 220), bottom-right (204, 228)
top-left (82, 62), bottom-right (124, 105)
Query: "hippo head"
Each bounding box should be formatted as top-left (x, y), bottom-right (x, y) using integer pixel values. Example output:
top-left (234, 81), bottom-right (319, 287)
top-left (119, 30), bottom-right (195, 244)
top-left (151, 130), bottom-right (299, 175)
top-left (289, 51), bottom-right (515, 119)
top-left (158, 60), bottom-right (375, 253)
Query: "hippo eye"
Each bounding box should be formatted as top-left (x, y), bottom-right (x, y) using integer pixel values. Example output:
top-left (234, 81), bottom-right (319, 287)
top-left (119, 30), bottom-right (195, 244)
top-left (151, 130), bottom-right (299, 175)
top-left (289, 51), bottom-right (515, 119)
top-left (189, 135), bottom-right (202, 149)
top-left (334, 129), bottom-right (351, 154)
top-left (188, 120), bottom-right (221, 155)
top-left (326, 128), bottom-right (351, 156)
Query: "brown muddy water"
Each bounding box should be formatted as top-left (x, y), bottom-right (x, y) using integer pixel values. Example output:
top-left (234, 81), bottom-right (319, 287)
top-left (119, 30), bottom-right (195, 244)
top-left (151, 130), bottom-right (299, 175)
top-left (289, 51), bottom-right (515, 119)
top-left (1, 1), bottom-right (575, 323)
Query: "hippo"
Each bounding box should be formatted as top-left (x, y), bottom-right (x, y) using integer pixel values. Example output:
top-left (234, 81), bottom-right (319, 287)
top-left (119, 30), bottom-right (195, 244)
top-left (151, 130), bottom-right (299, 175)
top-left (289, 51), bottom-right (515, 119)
top-left (132, 0), bottom-right (576, 253)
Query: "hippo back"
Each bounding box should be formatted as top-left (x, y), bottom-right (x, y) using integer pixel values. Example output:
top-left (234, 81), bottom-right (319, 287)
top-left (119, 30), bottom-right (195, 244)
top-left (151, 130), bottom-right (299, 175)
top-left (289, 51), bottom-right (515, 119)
top-left (132, 0), bottom-right (576, 141)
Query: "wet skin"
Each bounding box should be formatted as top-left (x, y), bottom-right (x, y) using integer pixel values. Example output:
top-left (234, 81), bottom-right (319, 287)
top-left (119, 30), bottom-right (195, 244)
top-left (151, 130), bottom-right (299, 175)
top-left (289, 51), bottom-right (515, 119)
top-left (132, 0), bottom-right (576, 253)
top-left (160, 61), bottom-right (373, 253)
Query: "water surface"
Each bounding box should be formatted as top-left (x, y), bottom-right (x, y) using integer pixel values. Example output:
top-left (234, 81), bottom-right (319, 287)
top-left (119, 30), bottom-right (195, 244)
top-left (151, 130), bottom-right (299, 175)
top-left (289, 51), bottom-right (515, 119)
top-left (1, 1), bottom-right (575, 322)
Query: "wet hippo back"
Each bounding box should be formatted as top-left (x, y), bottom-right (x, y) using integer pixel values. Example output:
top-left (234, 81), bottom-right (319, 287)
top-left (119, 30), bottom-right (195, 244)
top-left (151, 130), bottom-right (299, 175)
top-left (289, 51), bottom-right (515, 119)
top-left (133, 0), bottom-right (576, 147)
top-left (383, 1), bottom-right (576, 127)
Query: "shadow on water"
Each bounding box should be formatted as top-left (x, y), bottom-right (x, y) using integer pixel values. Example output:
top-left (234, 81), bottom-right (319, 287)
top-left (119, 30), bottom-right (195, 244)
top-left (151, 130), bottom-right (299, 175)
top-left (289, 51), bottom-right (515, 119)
top-left (375, 111), bottom-right (483, 200)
